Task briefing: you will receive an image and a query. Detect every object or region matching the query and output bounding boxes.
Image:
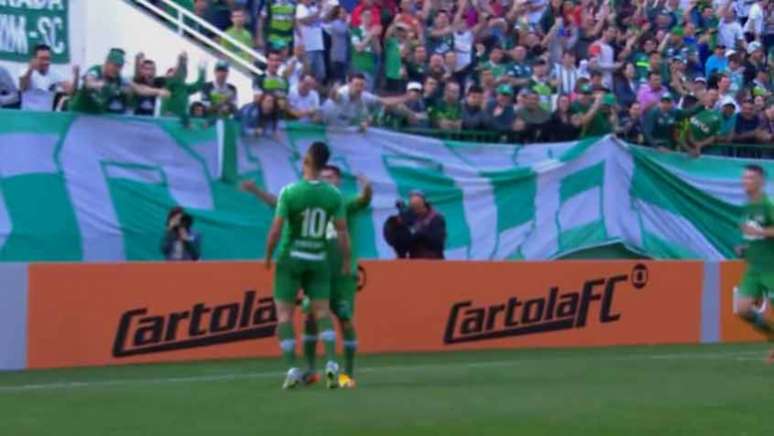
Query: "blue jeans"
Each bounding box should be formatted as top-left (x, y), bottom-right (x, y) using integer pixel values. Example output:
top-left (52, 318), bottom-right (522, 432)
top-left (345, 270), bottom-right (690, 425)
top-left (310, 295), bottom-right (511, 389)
top-left (307, 50), bottom-right (326, 84)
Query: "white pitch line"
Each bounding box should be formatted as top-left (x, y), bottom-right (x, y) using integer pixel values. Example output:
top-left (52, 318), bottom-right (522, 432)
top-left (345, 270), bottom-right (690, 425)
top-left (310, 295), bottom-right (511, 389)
top-left (0, 349), bottom-right (769, 394)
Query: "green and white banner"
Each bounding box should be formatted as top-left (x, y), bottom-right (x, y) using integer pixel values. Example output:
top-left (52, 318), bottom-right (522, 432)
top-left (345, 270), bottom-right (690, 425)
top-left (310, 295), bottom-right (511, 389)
top-left (0, 110), bottom-right (759, 261)
top-left (0, 0), bottom-right (69, 63)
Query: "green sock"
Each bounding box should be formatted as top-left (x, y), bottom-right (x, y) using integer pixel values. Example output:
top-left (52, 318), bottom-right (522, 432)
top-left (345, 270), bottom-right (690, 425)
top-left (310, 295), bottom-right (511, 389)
top-left (317, 316), bottom-right (337, 363)
top-left (277, 322), bottom-right (296, 367)
top-left (343, 325), bottom-right (357, 376)
top-left (303, 317), bottom-right (318, 372)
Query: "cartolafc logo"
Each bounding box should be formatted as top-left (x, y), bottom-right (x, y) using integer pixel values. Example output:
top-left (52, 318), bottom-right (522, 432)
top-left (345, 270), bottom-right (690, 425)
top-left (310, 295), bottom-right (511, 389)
top-left (443, 265), bottom-right (649, 344)
top-left (112, 290), bottom-right (277, 357)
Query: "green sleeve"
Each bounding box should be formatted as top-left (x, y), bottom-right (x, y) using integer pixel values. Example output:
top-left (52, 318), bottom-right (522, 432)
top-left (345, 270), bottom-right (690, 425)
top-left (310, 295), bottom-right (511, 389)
top-left (186, 69), bottom-right (206, 94)
top-left (275, 188), bottom-right (289, 219)
top-left (333, 194), bottom-right (345, 221)
top-left (347, 195), bottom-right (370, 214)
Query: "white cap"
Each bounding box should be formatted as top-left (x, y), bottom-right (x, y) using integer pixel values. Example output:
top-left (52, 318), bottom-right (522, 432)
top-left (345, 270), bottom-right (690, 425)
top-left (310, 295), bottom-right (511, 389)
top-left (407, 81), bottom-right (422, 92)
top-left (725, 49), bottom-right (736, 58)
top-left (720, 96), bottom-right (738, 110)
top-left (748, 41), bottom-right (762, 55)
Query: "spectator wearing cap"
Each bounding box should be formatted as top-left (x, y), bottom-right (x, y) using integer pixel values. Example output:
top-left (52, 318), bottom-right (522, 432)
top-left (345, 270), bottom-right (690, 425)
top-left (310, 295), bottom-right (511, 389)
top-left (295, 0), bottom-right (327, 83)
top-left (383, 20), bottom-right (411, 94)
top-left (202, 61), bottom-right (238, 117)
top-left (0, 64), bottom-right (19, 109)
top-left (70, 48), bottom-right (168, 115)
top-left (429, 81), bottom-right (462, 129)
top-left (395, 81), bottom-right (430, 128)
top-left (643, 93), bottom-right (688, 150)
top-left (485, 84), bottom-right (516, 132)
top-left (383, 190), bottom-right (446, 260)
top-left (571, 87), bottom-right (617, 139)
top-left (253, 50), bottom-right (289, 97)
top-left (19, 44), bottom-right (76, 111)
top-left (705, 44), bottom-right (729, 76)
top-left (718, 97), bottom-right (739, 145)
top-left (743, 42), bottom-right (766, 84)
top-left (683, 89), bottom-right (723, 156)
top-left (288, 73), bottom-right (321, 122)
top-left (637, 71), bottom-right (667, 112)
top-left (461, 85), bottom-right (487, 130)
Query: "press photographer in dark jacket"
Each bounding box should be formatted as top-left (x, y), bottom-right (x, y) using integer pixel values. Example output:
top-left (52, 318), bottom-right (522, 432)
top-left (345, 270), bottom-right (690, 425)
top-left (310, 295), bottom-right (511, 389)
top-left (161, 206), bottom-right (201, 261)
top-left (383, 191), bottom-right (446, 259)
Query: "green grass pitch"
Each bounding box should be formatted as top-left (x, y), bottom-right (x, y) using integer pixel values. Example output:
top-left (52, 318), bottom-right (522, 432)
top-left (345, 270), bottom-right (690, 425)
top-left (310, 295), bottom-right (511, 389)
top-left (1, 343), bottom-right (772, 435)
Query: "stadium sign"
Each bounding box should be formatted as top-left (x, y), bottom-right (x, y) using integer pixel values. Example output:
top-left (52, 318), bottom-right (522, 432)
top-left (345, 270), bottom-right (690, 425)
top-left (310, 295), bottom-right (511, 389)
top-left (444, 275), bottom-right (629, 344)
top-left (112, 290), bottom-right (277, 358)
top-left (0, 0), bottom-right (69, 63)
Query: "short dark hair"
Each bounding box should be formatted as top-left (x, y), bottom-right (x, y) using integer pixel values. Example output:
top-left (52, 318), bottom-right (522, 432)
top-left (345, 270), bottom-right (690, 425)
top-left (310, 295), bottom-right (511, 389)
top-left (308, 142), bottom-right (331, 170)
top-left (467, 85), bottom-right (483, 94)
top-left (142, 59), bottom-right (155, 66)
top-left (322, 165), bottom-right (341, 177)
top-left (745, 164), bottom-right (765, 177)
top-left (266, 50), bottom-right (282, 59)
top-left (349, 72), bottom-right (366, 81)
top-left (33, 44), bottom-right (51, 55)
top-left (648, 71), bottom-right (661, 79)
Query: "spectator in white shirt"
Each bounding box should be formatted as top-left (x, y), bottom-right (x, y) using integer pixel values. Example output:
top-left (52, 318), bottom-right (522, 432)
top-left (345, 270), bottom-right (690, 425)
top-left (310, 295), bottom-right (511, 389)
top-left (295, 0), bottom-right (327, 83)
top-left (18, 44), bottom-right (75, 111)
top-left (743, 0), bottom-right (766, 41)
top-left (718, 8), bottom-right (746, 49)
top-left (288, 73), bottom-right (321, 122)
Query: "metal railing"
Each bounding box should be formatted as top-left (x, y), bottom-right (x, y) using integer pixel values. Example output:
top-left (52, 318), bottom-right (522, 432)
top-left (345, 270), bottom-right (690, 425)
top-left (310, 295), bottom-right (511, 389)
top-left (395, 127), bottom-right (773, 157)
top-left (130, 0), bottom-right (266, 76)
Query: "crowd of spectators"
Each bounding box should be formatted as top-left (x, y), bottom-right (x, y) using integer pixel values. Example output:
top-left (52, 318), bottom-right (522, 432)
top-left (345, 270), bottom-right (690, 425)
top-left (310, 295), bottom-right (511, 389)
top-left (1, 0), bottom-right (773, 155)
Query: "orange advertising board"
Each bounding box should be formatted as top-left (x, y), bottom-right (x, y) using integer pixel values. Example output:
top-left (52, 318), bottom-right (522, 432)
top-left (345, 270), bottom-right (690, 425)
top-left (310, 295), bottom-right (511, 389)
top-left (27, 260), bottom-right (705, 369)
top-left (718, 261), bottom-right (770, 343)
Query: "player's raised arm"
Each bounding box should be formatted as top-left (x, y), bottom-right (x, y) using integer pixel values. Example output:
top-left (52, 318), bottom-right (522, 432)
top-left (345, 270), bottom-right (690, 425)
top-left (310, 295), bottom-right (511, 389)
top-left (334, 217), bottom-right (351, 275)
top-left (356, 175), bottom-right (373, 208)
top-left (264, 187), bottom-right (288, 269)
top-left (241, 180), bottom-right (278, 208)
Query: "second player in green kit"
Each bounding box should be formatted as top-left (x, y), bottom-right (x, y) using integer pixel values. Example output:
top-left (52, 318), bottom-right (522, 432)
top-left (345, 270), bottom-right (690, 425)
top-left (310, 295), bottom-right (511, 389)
top-left (736, 164), bottom-right (774, 364)
top-left (263, 142), bottom-right (352, 389)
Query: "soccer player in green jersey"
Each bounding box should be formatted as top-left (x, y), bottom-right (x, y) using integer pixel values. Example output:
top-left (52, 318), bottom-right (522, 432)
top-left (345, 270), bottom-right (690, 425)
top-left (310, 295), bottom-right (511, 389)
top-left (263, 142), bottom-right (352, 389)
top-left (243, 166), bottom-right (372, 387)
top-left (736, 164), bottom-right (774, 364)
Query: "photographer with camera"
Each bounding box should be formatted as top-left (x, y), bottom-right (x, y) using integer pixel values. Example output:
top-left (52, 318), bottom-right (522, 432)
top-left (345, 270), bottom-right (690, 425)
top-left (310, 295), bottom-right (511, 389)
top-left (383, 190), bottom-right (447, 259)
top-left (161, 206), bottom-right (202, 261)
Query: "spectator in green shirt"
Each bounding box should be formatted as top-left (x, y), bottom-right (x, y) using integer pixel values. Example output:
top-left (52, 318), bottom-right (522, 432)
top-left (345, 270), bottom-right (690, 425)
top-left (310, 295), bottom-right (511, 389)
top-left (350, 9), bottom-right (381, 91)
top-left (643, 93), bottom-right (684, 149)
top-left (161, 52), bottom-right (206, 119)
top-left (221, 9), bottom-right (255, 62)
top-left (429, 81), bottom-right (462, 129)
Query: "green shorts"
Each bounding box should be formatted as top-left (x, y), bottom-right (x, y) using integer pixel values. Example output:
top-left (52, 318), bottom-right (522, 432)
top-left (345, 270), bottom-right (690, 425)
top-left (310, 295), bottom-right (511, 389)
top-left (274, 257), bottom-right (331, 303)
top-left (738, 269), bottom-right (774, 302)
top-left (330, 273), bottom-right (357, 321)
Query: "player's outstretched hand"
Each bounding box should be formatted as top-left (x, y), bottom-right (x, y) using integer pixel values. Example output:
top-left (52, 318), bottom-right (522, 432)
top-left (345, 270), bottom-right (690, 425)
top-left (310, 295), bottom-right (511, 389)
top-left (264, 258), bottom-right (272, 271)
top-left (241, 179), bottom-right (258, 192)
